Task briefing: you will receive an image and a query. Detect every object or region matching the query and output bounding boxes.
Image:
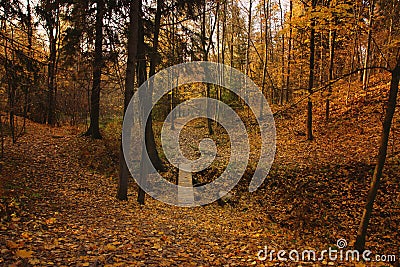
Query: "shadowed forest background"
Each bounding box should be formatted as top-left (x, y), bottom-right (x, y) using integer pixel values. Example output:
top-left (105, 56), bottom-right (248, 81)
top-left (0, 0), bottom-right (399, 266)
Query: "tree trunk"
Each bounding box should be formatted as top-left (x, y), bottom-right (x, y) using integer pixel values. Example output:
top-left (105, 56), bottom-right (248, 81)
top-left (137, 13), bottom-right (147, 205)
top-left (149, 0), bottom-right (162, 79)
top-left (245, 0), bottom-right (252, 92)
top-left (307, 0), bottom-right (317, 141)
top-left (136, 2), bottom-right (164, 204)
top-left (0, 114), bottom-right (3, 158)
top-left (24, 0), bottom-right (34, 131)
top-left (347, 3), bottom-right (360, 104)
top-left (286, 0), bottom-right (293, 103)
top-left (386, 0), bottom-right (394, 69)
top-left (260, 0), bottom-right (269, 113)
top-left (215, 3), bottom-right (221, 122)
top-left (47, 34), bottom-right (57, 125)
top-left (222, 0), bottom-right (226, 68)
top-left (267, 0), bottom-right (273, 71)
top-left (4, 23), bottom-right (16, 143)
top-left (84, 0), bottom-right (104, 139)
top-left (201, 0), bottom-right (214, 136)
top-left (279, 0), bottom-right (285, 105)
top-left (319, 32), bottom-right (324, 87)
top-left (215, 0), bottom-right (226, 122)
top-left (229, 0), bottom-right (237, 103)
top-left (170, 12), bottom-right (176, 130)
top-left (355, 60), bottom-right (400, 251)
top-left (362, 0), bottom-right (375, 91)
top-left (46, 0), bottom-right (59, 126)
top-left (146, 0), bottom-right (164, 172)
top-left (117, 0), bottom-right (140, 201)
top-left (326, 26), bottom-right (336, 121)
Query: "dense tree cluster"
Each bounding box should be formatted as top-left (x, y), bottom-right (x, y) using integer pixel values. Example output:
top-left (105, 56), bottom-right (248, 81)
top-left (1, 0), bottom-right (398, 128)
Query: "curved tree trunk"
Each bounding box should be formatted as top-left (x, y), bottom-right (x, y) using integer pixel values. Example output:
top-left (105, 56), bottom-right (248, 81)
top-left (355, 60), bottom-right (400, 251)
top-left (144, 0), bottom-right (164, 173)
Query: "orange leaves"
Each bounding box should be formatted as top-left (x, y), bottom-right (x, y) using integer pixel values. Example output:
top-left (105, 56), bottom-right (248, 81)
top-left (15, 249), bottom-right (34, 259)
top-left (131, 249), bottom-right (145, 258)
top-left (21, 232), bottom-right (31, 240)
top-left (5, 240), bottom-right (36, 262)
top-left (0, 101), bottom-right (398, 267)
top-left (105, 243), bottom-right (117, 251)
top-left (6, 240), bottom-right (22, 249)
top-left (45, 217), bottom-right (57, 225)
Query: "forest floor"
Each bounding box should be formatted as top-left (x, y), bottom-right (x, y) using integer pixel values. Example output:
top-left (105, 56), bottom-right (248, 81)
top-left (1, 73), bottom-right (399, 266)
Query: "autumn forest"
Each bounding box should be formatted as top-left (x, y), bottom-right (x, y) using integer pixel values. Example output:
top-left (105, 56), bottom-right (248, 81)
top-left (0, 0), bottom-right (399, 266)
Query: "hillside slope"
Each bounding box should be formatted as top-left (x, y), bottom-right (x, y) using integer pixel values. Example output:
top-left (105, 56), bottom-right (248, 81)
top-left (0, 73), bottom-right (398, 266)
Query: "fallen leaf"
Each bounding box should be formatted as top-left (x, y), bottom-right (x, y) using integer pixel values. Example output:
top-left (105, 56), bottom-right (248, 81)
top-left (6, 240), bottom-right (20, 249)
top-left (15, 249), bottom-right (33, 259)
top-left (21, 232), bottom-right (30, 239)
top-left (28, 258), bottom-right (41, 265)
top-left (105, 244), bottom-right (117, 251)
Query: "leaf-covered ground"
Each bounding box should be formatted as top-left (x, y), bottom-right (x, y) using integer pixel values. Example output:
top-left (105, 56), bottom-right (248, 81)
top-left (1, 73), bottom-right (399, 266)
